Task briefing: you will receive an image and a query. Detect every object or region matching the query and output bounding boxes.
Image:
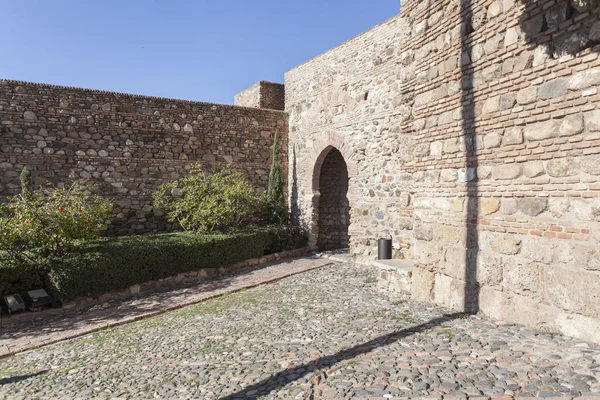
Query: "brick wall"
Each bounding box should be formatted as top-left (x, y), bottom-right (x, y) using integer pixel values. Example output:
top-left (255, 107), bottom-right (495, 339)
top-left (234, 81), bottom-right (285, 111)
top-left (286, 0), bottom-right (600, 343)
top-left (0, 80), bottom-right (288, 235)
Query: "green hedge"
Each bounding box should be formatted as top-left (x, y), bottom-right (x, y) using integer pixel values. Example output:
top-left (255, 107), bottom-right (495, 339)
top-left (0, 225), bottom-right (307, 303)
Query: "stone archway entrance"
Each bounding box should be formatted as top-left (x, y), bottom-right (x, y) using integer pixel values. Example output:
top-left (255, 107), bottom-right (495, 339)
top-left (315, 147), bottom-right (350, 250)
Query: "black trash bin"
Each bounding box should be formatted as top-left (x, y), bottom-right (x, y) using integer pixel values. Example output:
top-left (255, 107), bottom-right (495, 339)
top-left (378, 238), bottom-right (392, 260)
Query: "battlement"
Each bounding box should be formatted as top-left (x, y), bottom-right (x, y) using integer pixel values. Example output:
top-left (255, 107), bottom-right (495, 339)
top-left (234, 81), bottom-right (285, 111)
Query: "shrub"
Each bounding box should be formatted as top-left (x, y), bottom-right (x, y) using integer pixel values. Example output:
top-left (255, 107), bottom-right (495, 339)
top-left (153, 163), bottom-right (266, 233)
top-left (47, 225), bottom-right (308, 302)
top-left (0, 175), bottom-right (113, 296)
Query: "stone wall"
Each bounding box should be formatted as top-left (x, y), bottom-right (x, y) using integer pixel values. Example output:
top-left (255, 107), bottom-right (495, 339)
top-left (286, 0), bottom-right (600, 343)
top-left (0, 80), bottom-right (288, 234)
top-left (234, 81), bottom-right (285, 111)
top-left (286, 15), bottom-right (414, 255)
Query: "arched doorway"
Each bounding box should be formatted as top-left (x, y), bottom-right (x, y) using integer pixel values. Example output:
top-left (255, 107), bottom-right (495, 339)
top-left (316, 147), bottom-right (350, 250)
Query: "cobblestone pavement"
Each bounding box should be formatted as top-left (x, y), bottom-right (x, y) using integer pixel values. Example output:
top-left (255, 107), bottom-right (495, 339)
top-left (1, 262), bottom-right (599, 399)
top-left (0, 256), bottom-right (330, 358)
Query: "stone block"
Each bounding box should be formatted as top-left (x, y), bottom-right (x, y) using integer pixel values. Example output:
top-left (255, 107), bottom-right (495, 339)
top-left (479, 286), bottom-right (504, 320)
top-left (585, 110), bottom-right (600, 131)
top-left (591, 21), bottom-right (600, 42)
top-left (545, 2), bottom-right (569, 28)
top-left (482, 96), bottom-right (500, 115)
top-left (433, 274), bottom-right (474, 312)
top-left (559, 114), bottom-right (584, 136)
top-left (574, 245), bottom-right (600, 271)
top-left (582, 156), bottom-right (600, 175)
top-left (500, 292), bottom-right (546, 329)
top-left (503, 262), bottom-right (540, 296)
top-left (23, 111), bottom-right (37, 121)
top-left (545, 157), bottom-right (578, 177)
top-left (414, 221), bottom-right (433, 241)
top-left (458, 168), bottom-right (476, 182)
top-left (553, 30), bottom-right (590, 58)
top-left (499, 93), bottom-right (517, 110)
top-left (523, 120), bottom-right (558, 141)
top-left (413, 143), bottom-right (430, 158)
top-left (503, 126), bottom-right (523, 146)
top-left (492, 164), bottom-right (522, 180)
top-left (499, 198), bottom-right (518, 215)
top-left (539, 78), bottom-right (568, 100)
top-left (533, 44), bottom-right (551, 67)
top-left (451, 199), bottom-right (465, 212)
top-left (440, 169), bottom-right (458, 182)
top-left (544, 264), bottom-right (600, 319)
top-left (518, 198), bottom-right (548, 216)
top-left (411, 267), bottom-right (435, 302)
top-left (568, 66), bottom-right (600, 91)
top-left (516, 86), bottom-right (538, 105)
top-left (490, 236), bottom-right (522, 255)
top-left (522, 13), bottom-right (544, 37)
top-left (505, 26), bottom-right (520, 46)
top-left (481, 198), bottom-right (500, 215)
top-left (523, 161), bottom-right (545, 178)
top-left (484, 132), bottom-right (503, 148)
top-left (413, 240), bottom-right (443, 265)
top-left (554, 311), bottom-right (600, 344)
top-left (476, 251), bottom-right (504, 286)
top-left (433, 225), bottom-right (466, 246)
top-left (443, 138), bottom-right (460, 154)
top-left (477, 166), bottom-right (492, 180)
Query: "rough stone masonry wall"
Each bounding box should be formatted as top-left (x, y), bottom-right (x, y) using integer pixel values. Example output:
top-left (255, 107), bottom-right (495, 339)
top-left (286, 16), bottom-right (415, 256)
top-left (0, 80), bottom-right (288, 234)
top-left (286, 0), bottom-right (600, 343)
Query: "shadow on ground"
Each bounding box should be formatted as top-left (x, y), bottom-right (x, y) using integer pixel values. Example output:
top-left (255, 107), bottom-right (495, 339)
top-left (219, 312), bottom-right (466, 400)
top-left (0, 370), bottom-right (48, 386)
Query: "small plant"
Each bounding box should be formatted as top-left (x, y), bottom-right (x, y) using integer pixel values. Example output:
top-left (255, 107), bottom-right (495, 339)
top-left (153, 163), bottom-right (266, 233)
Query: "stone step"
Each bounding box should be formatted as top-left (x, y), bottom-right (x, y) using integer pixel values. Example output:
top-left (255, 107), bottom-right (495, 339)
top-left (373, 259), bottom-right (414, 294)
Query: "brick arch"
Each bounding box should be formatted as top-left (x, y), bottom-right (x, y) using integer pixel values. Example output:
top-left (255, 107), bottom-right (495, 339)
top-left (305, 133), bottom-right (359, 249)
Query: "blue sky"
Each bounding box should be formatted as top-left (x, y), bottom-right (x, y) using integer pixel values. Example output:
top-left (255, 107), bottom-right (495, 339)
top-left (1, 1), bottom-right (399, 104)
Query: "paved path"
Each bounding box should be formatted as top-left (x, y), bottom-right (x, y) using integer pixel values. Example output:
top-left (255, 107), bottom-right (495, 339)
top-left (0, 256), bottom-right (333, 359)
top-left (1, 261), bottom-right (599, 399)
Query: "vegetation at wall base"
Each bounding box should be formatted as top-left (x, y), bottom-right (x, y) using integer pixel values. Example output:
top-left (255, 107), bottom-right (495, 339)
top-left (0, 174), bottom-right (113, 299)
top-left (0, 225), bottom-right (308, 304)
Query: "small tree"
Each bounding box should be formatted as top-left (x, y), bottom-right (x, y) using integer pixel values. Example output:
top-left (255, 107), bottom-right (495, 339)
top-left (267, 134), bottom-right (286, 223)
top-left (20, 167), bottom-right (33, 201)
top-left (153, 163), bottom-right (265, 233)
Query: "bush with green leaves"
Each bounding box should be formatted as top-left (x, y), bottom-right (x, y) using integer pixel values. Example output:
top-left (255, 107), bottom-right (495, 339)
top-left (0, 173), bottom-right (113, 296)
top-left (153, 163), bottom-right (266, 233)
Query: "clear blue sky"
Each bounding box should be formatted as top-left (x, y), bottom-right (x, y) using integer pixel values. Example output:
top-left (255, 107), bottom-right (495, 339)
top-left (1, 1), bottom-right (399, 104)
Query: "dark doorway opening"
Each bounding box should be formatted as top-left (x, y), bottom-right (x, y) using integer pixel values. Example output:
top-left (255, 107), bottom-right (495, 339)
top-left (317, 148), bottom-right (350, 250)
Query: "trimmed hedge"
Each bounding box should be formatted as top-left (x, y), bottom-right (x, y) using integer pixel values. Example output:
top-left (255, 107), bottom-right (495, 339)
top-left (0, 225), bottom-right (308, 303)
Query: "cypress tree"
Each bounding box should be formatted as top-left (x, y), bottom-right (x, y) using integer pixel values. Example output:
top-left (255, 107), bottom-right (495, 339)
top-left (20, 167), bottom-right (33, 200)
top-left (267, 134), bottom-right (285, 223)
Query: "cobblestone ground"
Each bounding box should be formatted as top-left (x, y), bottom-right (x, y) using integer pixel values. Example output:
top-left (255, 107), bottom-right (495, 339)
top-left (1, 262), bottom-right (599, 399)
